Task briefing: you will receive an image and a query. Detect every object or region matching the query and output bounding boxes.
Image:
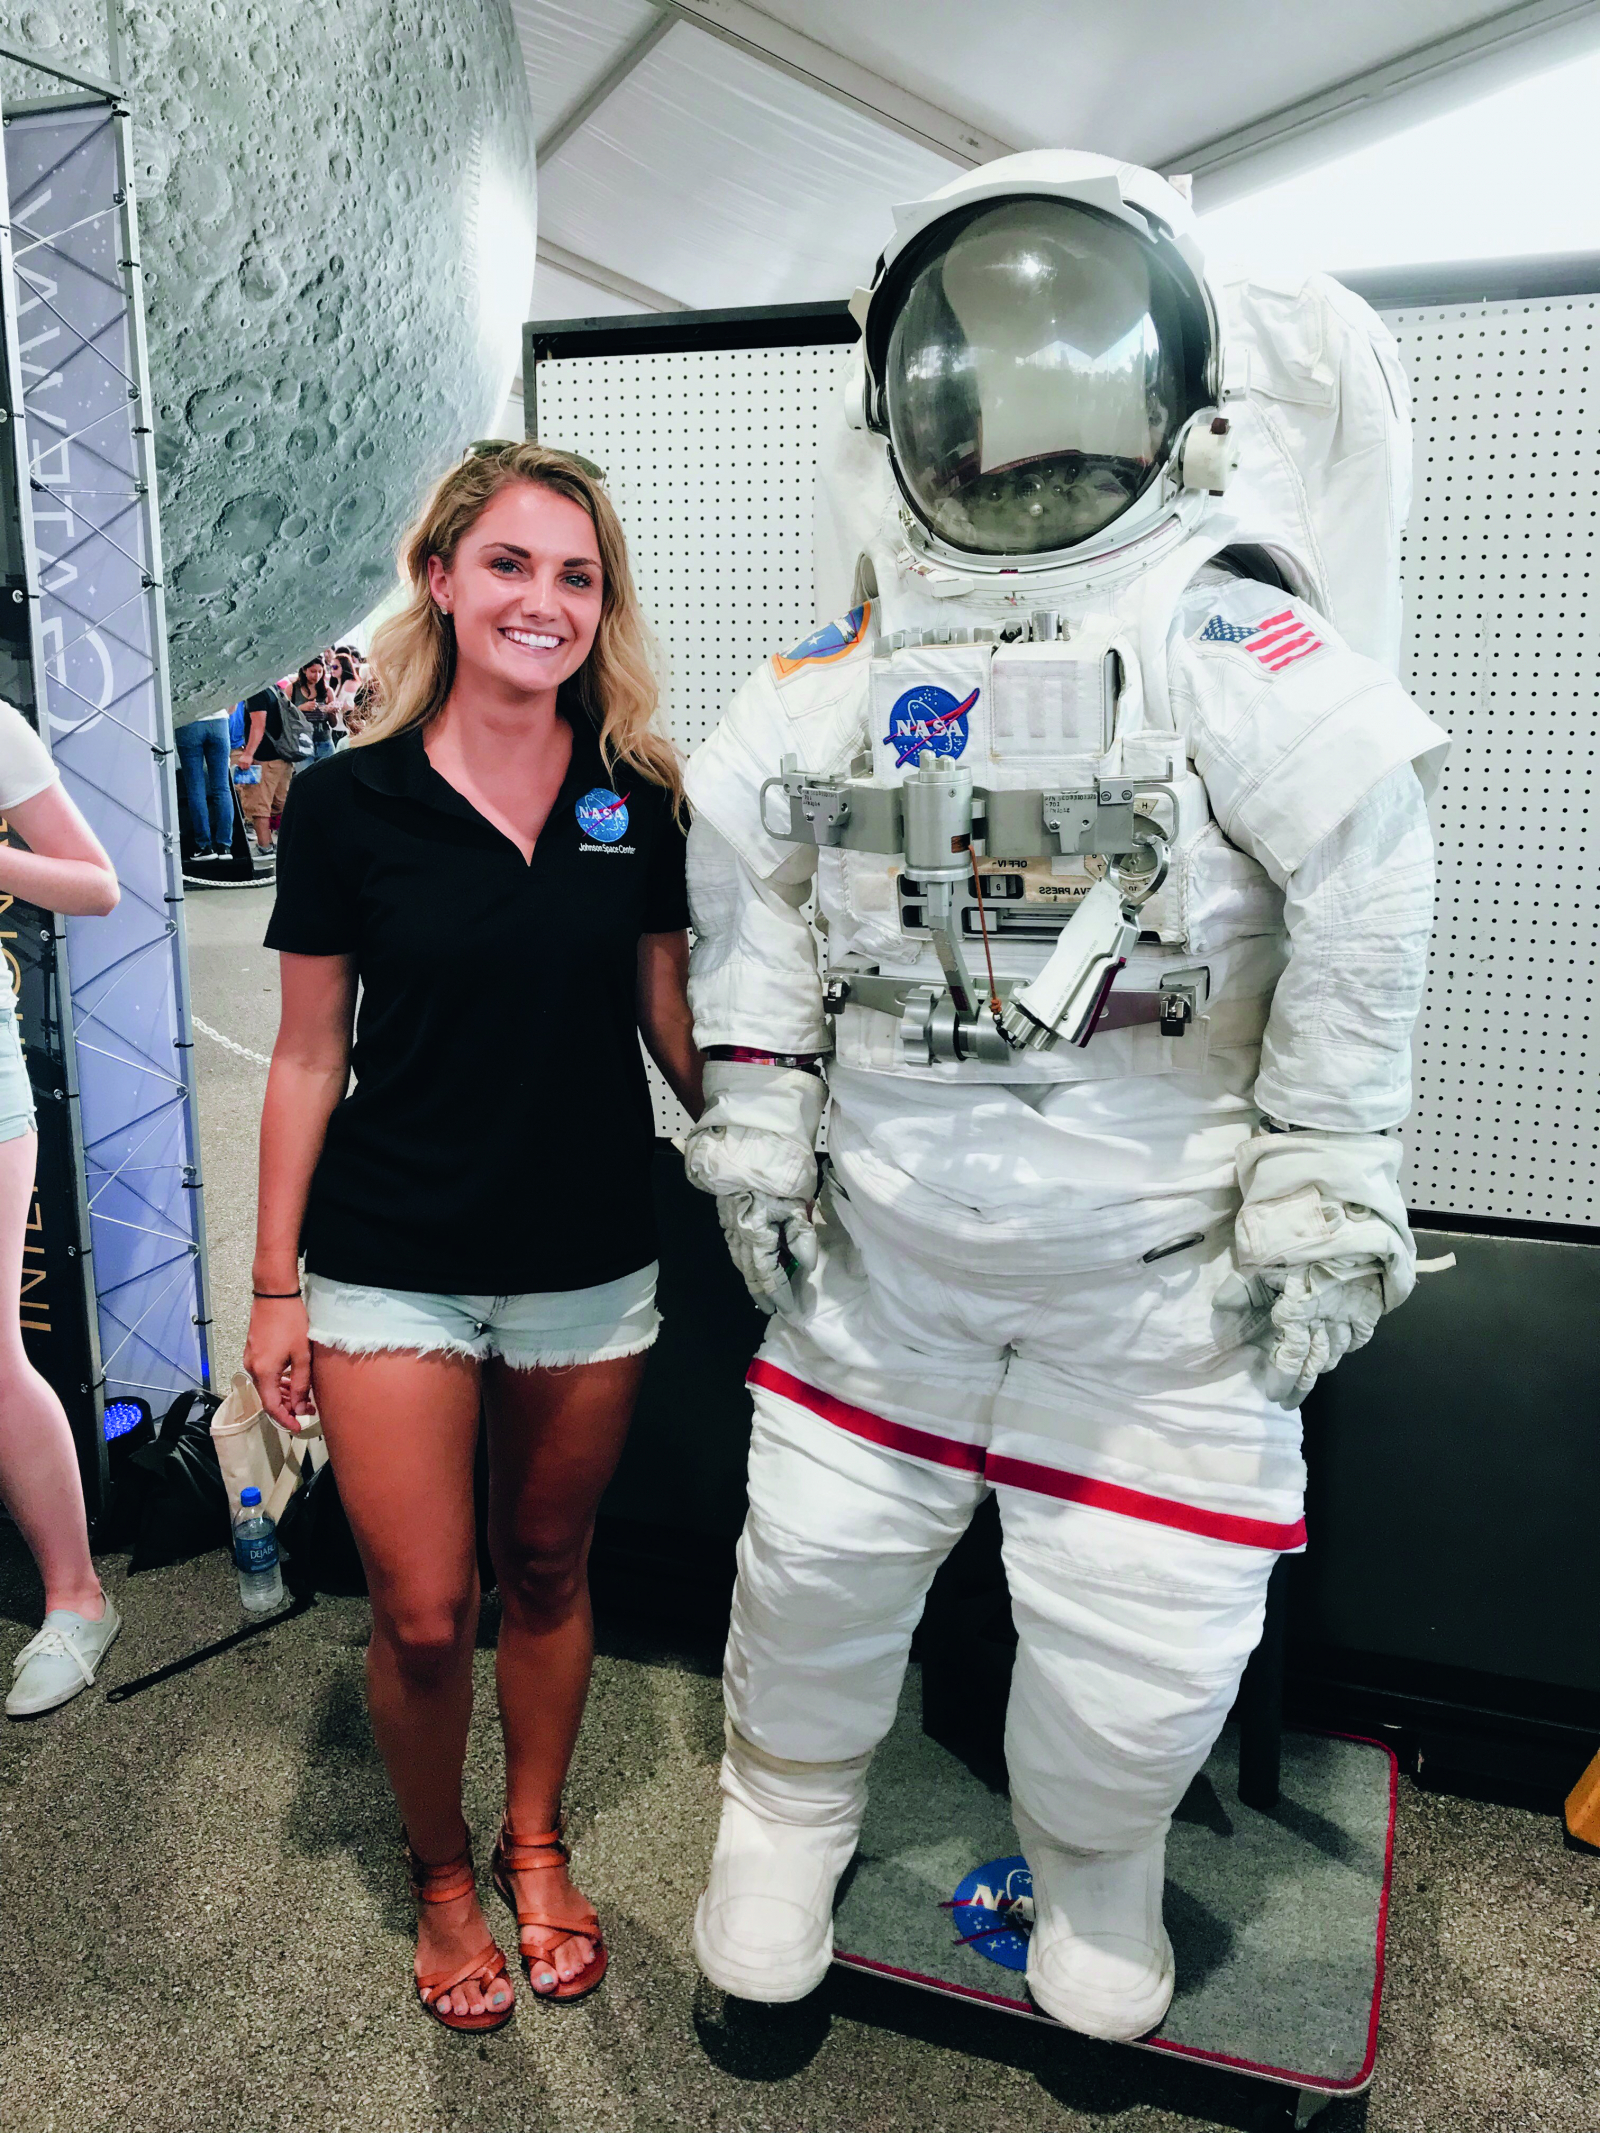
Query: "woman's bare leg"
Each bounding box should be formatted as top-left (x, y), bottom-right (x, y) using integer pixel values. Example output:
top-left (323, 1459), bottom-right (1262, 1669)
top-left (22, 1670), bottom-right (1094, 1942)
top-left (0, 1132), bottom-right (101, 1617)
top-left (312, 1343), bottom-right (509, 2020)
top-left (484, 1350), bottom-right (647, 1991)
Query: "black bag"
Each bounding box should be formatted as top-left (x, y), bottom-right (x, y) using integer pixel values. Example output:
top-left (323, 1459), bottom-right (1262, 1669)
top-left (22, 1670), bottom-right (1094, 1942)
top-left (103, 1388), bottom-right (229, 1574)
top-left (277, 1457), bottom-right (367, 1598)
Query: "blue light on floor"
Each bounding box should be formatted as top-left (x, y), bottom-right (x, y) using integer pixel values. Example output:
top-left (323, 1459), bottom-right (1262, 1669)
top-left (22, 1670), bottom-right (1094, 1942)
top-left (103, 1399), bottom-right (145, 1441)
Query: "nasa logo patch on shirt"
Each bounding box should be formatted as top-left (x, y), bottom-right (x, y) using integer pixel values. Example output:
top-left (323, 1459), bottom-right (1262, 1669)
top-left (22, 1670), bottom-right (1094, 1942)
top-left (1198, 606), bottom-right (1325, 676)
top-left (883, 682), bottom-right (978, 768)
top-left (575, 786), bottom-right (630, 843)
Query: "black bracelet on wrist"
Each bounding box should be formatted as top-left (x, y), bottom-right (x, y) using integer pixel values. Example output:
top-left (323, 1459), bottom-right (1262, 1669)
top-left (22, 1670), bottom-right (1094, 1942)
top-left (253, 1289), bottom-right (302, 1299)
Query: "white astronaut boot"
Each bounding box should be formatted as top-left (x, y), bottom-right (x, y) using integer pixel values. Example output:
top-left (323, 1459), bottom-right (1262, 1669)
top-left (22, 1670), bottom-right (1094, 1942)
top-left (693, 1726), bottom-right (872, 2002)
top-left (1014, 1803), bottom-right (1175, 2041)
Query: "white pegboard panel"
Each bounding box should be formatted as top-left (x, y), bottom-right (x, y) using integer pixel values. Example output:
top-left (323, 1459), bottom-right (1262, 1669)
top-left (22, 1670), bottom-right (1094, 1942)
top-left (536, 343), bottom-right (851, 1136)
top-left (1383, 296), bottom-right (1598, 1228)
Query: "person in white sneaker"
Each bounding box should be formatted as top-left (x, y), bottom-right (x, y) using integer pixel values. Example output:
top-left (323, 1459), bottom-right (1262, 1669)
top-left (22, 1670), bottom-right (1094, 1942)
top-left (0, 699), bottom-right (123, 1717)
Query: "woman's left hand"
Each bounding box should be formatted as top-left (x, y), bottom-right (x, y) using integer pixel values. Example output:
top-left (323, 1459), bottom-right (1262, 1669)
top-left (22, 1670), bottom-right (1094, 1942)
top-left (244, 1294), bottom-right (317, 1433)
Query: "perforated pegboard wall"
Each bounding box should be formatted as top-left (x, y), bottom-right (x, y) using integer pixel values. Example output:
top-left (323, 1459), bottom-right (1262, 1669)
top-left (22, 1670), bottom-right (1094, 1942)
top-left (538, 305), bottom-right (1597, 1223)
top-left (1382, 296), bottom-right (1597, 1228)
top-left (536, 344), bottom-right (851, 1136)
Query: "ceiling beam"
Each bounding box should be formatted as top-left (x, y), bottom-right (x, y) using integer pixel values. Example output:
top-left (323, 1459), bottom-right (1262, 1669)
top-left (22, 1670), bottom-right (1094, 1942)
top-left (1172, 0), bottom-right (1600, 207)
top-left (536, 239), bottom-right (689, 314)
top-left (649, 0), bottom-right (1014, 167)
top-left (536, 11), bottom-right (675, 165)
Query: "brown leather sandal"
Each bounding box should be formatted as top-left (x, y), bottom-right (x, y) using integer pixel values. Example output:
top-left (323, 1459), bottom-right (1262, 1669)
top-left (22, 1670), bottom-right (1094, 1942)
top-left (491, 1817), bottom-right (608, 2003)
top-left (405, 1833), bottom-right (515, 2033)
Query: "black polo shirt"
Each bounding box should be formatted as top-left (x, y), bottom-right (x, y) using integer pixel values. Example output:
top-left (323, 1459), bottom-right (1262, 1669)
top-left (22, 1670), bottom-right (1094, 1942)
top-left (263, 710), bottom-right (689, 1294)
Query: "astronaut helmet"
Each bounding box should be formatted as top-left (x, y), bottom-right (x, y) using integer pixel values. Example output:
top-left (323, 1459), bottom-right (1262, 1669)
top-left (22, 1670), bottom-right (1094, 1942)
top-left (857, 153), bottom-right (1228, 576)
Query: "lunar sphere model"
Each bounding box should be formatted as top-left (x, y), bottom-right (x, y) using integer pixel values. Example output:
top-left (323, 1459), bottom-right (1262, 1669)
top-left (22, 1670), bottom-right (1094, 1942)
top-left (3, 1), bottom-right (537, 718)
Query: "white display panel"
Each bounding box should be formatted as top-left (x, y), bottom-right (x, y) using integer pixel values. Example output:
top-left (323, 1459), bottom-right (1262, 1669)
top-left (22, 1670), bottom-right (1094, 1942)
top-left (1384, 296), bottom-right (1598, 1228)
top-left (537, 344), bottom-right (851, 756)
top-left (537, 343), bottom-right (851, 1137)
top-left (536, 302), bottom-right (1598, 1225)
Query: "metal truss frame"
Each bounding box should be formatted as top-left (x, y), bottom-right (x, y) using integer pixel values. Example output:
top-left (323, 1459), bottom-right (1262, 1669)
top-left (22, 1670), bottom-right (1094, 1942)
top-left (0, 71), bottom-right (211, 1477)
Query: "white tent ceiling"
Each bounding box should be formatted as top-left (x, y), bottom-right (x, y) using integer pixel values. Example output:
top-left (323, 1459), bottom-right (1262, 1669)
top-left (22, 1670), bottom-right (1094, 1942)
top-left (508, 0), bottom-right (1600, 325)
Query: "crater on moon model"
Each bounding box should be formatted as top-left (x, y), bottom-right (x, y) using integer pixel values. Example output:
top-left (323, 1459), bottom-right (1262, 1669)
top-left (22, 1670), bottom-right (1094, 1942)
top-left (2, 0), bottom-right (536, 717)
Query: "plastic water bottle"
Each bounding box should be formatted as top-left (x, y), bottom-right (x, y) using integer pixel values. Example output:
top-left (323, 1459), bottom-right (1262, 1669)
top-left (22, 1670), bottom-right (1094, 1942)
top-left (233, 1486), bottom-right (284, 1613)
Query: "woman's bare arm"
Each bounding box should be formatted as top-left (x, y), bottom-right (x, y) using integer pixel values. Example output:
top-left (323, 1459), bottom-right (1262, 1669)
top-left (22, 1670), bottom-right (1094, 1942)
top-left (238, 708), bottom-right (266, 764)
top-left (637, 927), bottom-right (702, 1121)
top-left (0, 783), bottom-right (118, 916)
top-left (245, 950), bottom-right (356, 1428)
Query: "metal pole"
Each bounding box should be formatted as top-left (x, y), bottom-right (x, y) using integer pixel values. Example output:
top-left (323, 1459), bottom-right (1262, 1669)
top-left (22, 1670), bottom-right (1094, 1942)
top-left (101, 0), bottom-right (126, 93)
top-left (1237, 1555), bottom-right (1289, 1812)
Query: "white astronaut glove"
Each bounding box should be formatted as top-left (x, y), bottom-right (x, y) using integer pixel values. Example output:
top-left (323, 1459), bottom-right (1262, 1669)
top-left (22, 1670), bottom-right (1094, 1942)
top-left (713, 1189), bottom-right (820, 1311)
top-left (682, 1059), bottom-right (826, 1311)
top-left (1220, 1127), bottom-right (1418, 1408)
top-left (1221, 1260), bottom-right (1387, 1405)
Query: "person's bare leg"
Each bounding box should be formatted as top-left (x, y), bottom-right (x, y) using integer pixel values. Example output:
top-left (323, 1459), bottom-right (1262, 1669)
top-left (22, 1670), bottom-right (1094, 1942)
top-left (0, 1132), bottom-right (101, 1617)
top-left (484, 1350), bottom-right (646, 1991)
top-left (313, 1343), bottom-right (510, 2021)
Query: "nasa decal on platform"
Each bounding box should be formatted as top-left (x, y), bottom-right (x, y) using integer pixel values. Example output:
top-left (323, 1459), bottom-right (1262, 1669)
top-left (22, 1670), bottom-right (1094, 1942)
top-left (944, 1855), bottom-right (1035, 1972)
top-left (883, 681), bottom-right (978, 769)
top-left (575, 786), bottom-right (632, 849)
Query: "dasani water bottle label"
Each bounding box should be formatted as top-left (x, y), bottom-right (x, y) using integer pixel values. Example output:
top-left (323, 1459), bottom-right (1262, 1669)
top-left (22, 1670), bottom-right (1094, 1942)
top-left (235, 1531), bottom-right (278, 1574)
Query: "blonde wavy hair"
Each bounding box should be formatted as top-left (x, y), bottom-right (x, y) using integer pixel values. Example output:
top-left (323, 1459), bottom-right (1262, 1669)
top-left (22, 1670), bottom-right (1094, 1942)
top-left (360, 442), bottom-right (682, 810)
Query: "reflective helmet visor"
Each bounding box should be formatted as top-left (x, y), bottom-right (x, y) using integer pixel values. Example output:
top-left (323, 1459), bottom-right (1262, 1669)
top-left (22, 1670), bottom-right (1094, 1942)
top-left (879, 197), bottom-right (1207, 557)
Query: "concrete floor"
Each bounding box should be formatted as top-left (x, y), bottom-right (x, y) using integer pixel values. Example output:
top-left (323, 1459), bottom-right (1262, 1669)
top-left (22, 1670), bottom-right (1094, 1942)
top-left (0, 874), bottom-right (1596, 2133)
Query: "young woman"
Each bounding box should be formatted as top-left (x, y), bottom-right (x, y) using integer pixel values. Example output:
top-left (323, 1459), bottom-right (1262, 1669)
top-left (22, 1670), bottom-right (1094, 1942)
top-left (0, 705), bottom-right (121, 1717)
top-left (331, 645), bottom-right (363, 715)
top-left (289, 656), bottom-right (338, 760)
top-left (244, 443), bottom-right (699, 2032)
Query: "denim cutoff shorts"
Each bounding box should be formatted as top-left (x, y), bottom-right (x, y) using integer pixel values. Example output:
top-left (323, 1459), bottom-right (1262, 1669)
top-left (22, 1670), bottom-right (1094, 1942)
top-left (304, 1261), bottom-right (660, 1371)
top-left (0, 999), bottom-right (36, 1144)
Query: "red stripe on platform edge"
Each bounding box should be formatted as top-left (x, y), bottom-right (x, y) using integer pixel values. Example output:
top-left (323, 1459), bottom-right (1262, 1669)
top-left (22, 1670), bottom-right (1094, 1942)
top-left (984, 1454), bottom-right (1307, 1552)
top-left (746, 1360), bottom-right (987, 1473)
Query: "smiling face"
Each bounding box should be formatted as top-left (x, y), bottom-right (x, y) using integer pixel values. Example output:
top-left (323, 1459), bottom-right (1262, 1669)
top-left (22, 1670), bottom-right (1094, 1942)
top-left (426, 480), bottom-right (604, 705)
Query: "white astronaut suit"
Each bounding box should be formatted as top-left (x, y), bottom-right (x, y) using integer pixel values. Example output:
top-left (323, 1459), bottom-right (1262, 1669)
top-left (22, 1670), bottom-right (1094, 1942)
top-left (681, 152), bottom-right (1448, 2039)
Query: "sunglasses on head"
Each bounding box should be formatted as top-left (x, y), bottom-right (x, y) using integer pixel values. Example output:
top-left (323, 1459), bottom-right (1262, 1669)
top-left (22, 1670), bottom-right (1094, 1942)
top-left (464, 438), bottom-right (606, 485)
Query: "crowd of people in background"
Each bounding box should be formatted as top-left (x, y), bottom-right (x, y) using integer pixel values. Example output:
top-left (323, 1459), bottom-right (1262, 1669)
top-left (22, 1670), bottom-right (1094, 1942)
top-left (177, 644), bottom-right (376, 871)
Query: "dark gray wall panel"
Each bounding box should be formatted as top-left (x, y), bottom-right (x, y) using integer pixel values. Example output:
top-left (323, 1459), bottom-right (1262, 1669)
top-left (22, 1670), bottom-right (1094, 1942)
top-left (1297, 1228), bottom-right (1600, 1694)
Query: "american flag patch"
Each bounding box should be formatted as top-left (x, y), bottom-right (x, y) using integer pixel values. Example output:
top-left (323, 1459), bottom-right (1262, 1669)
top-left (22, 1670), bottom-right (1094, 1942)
top-left (1198, 608), bottom-right (1324, 673)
